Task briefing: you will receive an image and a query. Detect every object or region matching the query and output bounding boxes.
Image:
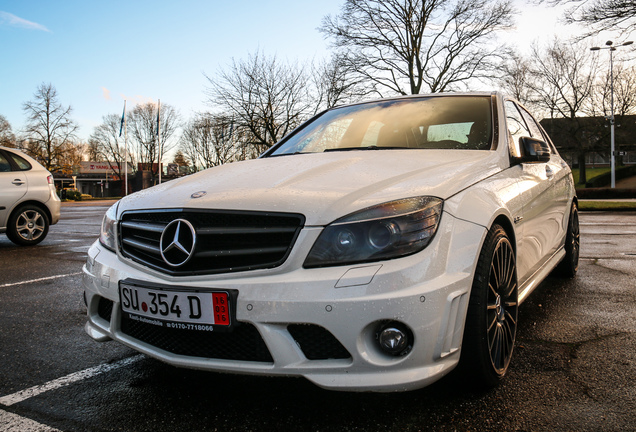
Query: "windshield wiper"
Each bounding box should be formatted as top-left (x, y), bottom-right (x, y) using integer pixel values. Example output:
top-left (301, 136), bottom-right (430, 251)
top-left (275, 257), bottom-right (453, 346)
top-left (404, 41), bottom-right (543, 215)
top-left (324, 146), bottom-right (407, 152)
top-left (267, 151), bottom-right (306, 158)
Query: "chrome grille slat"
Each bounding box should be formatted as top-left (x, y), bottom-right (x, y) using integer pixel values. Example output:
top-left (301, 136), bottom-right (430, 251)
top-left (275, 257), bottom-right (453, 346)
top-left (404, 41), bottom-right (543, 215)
top-left (197, 226), bottom-right (298, 235)
top-left (196, 246), bottom-right (289, 258)
top-left (119, 221), bottom-right (166, 233)
top-left (119, 209), bottom-right (304, 276)
top-left (122, 238), bottom-right (161, 255)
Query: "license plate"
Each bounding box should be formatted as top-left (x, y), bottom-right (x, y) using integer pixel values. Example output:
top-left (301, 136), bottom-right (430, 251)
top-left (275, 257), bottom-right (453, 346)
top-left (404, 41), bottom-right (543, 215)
top-left (119, 283), bottom-right (231, 329)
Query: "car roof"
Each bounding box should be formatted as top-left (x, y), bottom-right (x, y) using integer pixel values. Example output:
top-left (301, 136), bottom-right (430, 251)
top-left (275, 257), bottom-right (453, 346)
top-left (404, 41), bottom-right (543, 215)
top-left (0, 146), bottom-right (48, 171)
top-left (329, 91), bottom-right (502, 111)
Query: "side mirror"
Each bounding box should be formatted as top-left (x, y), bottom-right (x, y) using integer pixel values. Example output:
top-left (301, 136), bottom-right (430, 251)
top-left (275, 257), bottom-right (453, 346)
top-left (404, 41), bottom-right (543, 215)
top-left (516, 136), bottom-right (551, 163)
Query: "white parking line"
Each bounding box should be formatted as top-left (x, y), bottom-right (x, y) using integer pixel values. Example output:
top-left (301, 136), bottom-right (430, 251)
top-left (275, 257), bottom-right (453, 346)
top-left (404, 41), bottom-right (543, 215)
top-left (0, 273), bottom-right (82, 289)
top-left (0, 355), bottom-right (144, 407)
top-left (0, 409), bottom-right (61, 431)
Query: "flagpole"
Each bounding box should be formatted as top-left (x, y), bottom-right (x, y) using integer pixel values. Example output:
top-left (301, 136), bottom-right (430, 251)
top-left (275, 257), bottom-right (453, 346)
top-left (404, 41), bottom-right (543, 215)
top-left (119, 100), bottom-right (128, 196)
top-left (157, 99), bottom-right (162, 184)
top-left (124, 100), bottom-right (128, 196)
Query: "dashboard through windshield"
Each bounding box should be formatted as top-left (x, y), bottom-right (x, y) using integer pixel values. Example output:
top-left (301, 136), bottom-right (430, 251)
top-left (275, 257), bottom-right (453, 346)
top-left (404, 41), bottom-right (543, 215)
top-left (268, 96), bottom-right (494, 156)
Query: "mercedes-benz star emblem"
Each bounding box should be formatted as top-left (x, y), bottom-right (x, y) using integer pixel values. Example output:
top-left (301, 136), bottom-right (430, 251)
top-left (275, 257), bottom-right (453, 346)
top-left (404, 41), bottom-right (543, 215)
top-left (159, 219), bottom-right (196, 267)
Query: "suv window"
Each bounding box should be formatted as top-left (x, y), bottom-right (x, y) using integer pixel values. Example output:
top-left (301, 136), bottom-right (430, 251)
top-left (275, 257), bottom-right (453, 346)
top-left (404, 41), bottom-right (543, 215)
top-left (0, 153), bottom-right (12, 172)
top-left (7, 152), bottom-right (32, 170)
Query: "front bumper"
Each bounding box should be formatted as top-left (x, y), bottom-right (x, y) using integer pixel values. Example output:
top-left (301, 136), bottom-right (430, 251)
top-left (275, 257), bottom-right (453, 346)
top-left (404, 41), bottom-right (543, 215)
top-left (83, 211), bottom-right (485, 392)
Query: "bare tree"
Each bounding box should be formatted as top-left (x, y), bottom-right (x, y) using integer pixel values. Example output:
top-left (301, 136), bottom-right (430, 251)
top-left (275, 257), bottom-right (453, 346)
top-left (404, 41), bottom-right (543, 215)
top-left (528, 39), bottom-right (599, 183)
top-left (172, 150), bottom-right (189, 169)
top-left (311, 55), bottom-right (367, 111)
top-left (206, 51), bottom-right (313, 150)
top-left (89, 113), bottom-right (132, 179)
top-left (320, 0), bottom-right (516, 96)
top-left (127, 102), bottom-right (180, 178)
top-left (180, 113), bottom-right (241, 171)
top-left (22, 83), bottom-right (78, 170)
top-left (497, 54), bottom-right (535, 107)
top-left (55, 141), bottom-right (86, 176)
top-left (86, 139), bottom-right (104, 162)
top-left (528, 39), bottom-right (597, 119)
top-left (0, 114), bottom-right (16, 147)
top-left (542, 0), bottom-right (636, 36)
top-left (590, 64), bottom-right (636, 117)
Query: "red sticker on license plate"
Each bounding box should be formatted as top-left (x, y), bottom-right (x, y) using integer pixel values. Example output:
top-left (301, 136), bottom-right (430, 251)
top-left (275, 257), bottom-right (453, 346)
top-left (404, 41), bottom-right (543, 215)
top-left (213, 292), bottom-right (230, 326)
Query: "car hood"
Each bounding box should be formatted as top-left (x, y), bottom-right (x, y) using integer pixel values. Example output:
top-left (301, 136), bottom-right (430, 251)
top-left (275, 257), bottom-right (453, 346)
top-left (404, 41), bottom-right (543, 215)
top-left (117, 150), bottom-right (503, 225)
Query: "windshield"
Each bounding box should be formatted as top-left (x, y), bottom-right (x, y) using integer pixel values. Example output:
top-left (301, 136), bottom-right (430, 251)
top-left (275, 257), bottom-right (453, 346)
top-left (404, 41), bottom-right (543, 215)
top-left (268, 96), bottom-right (493, 156)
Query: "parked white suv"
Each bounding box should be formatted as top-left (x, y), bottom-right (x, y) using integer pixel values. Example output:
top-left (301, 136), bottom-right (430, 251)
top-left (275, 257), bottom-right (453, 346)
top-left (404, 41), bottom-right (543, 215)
top-left (0, 146), bottom-right (61, 245)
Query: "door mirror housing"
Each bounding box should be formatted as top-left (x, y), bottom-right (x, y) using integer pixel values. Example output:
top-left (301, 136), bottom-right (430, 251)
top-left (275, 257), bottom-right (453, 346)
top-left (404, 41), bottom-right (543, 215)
top-left (515, 136), bottom-right (551, 164)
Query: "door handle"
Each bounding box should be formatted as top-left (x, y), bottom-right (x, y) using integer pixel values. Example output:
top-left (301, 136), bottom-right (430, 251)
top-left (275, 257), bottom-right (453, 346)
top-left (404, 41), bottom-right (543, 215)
top-left (12, 179), bottom-right (25, 186)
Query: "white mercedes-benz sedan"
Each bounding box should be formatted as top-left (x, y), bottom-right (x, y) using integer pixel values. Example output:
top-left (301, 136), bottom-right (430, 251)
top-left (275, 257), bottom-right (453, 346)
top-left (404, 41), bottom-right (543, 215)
top-left (83, 92), bottom-right (579, 392)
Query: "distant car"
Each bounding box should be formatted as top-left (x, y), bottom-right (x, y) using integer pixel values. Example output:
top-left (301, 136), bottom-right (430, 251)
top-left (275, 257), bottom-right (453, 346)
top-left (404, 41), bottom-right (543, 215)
top-left (0, 146), bottom-right (61, 245)
top-left (83, 92), bottom-right (578, 392)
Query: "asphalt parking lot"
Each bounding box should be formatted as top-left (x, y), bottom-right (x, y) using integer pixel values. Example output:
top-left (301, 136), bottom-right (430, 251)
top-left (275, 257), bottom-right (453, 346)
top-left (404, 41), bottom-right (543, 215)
top-left (0, 202), bottom-right (634, 432)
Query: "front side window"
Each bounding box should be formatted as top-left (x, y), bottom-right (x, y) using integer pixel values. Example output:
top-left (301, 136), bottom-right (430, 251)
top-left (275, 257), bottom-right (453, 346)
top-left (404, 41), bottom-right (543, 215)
top-left (505, 101), bottom-right (531, 159)
top-left (268, 96), bottom-right (494, 156)
top-left (518, 107), bottom-right (557, 153)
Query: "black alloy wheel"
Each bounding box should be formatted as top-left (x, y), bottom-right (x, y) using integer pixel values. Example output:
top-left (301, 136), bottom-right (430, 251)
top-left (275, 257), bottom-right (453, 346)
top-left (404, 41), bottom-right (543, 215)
top-left (554, 203), bottom-right (580, 278)
top-left (459, 224), bottom-right (518, 388)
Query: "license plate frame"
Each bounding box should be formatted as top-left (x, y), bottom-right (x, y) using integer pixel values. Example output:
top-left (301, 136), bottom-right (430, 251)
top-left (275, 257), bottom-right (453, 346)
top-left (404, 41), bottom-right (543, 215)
top-left (119, 279), bottom-right (237, 332)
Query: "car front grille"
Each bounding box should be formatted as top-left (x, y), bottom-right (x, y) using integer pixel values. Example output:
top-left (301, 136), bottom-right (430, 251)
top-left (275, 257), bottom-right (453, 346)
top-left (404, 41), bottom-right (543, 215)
top-left (118, 209), bottom-right (304, 276)
top-left (120, 313), bottom-right (274, 363)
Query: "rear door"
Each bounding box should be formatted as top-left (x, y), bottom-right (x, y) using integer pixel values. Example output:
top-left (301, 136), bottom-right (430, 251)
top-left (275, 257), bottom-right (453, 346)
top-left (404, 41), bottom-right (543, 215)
top-left (0, 150), bottom-right (29, 228)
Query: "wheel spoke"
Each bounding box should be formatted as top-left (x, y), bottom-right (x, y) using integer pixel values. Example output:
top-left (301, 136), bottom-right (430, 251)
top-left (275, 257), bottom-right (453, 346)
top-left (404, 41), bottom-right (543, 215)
top-left (491, 258), bottom-right (500, 290)
top-left (490, 326), bottom-right (503, 369)
top-left (504, 310), bottom-right (517, 327)
top-left (488, 282), bottom-right (498, 298)
top-left (486, 236), bottom-right (518, 374)
top-left (487, 311), bottom-right (498, 332)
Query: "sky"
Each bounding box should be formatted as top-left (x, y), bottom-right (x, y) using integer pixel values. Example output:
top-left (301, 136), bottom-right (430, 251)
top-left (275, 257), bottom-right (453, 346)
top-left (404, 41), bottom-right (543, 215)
top-left (0, 0), bottom-right (625, 143)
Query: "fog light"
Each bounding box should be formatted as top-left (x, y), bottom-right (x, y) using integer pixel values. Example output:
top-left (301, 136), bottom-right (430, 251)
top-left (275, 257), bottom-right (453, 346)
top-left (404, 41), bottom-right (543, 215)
top-left (377, 322), bottom-right (412, 356)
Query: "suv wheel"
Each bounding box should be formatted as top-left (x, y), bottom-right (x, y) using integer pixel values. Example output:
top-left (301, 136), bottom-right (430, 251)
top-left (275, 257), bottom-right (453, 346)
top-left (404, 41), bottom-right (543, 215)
top-left (6, 205), bottom-right (50, 246)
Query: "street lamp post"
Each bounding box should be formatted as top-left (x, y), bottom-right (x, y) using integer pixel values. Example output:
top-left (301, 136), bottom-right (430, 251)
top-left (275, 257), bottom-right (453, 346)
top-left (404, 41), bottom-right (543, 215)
top-left (591, 40), bottom-right (633, 188)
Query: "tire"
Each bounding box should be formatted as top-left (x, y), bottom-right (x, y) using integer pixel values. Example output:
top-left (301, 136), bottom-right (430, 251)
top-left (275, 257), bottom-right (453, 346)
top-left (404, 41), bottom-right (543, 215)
top-left (554, 203), bottom-right (580, 278)
top-left (459, 224), bottom-right (518, 388)
top-left (6, 205), bottom-right (50, 246)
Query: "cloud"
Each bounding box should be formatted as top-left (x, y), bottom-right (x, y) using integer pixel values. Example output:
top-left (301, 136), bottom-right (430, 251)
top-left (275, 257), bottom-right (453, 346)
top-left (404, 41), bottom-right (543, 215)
top-left (120, 94), bottom-right (156, 106)
top-left (102, 87), bottom-right (111, 100)
top-left (0, 11), bottom-right (50, 32)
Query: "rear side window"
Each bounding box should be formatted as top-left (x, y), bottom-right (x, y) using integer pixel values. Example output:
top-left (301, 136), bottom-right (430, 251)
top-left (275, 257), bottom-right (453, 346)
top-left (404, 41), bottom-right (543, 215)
top-left (7, 152), bottom-right (32, 170)
top-left (0, 153), bottom-right (11, 172)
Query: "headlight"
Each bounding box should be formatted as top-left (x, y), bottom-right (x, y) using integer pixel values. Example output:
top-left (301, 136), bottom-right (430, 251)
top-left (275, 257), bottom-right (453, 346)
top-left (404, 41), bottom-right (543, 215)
top-left (99, 203), bottom-right (118, 252)
top-left (304, 196), bottom-right (443, 268)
